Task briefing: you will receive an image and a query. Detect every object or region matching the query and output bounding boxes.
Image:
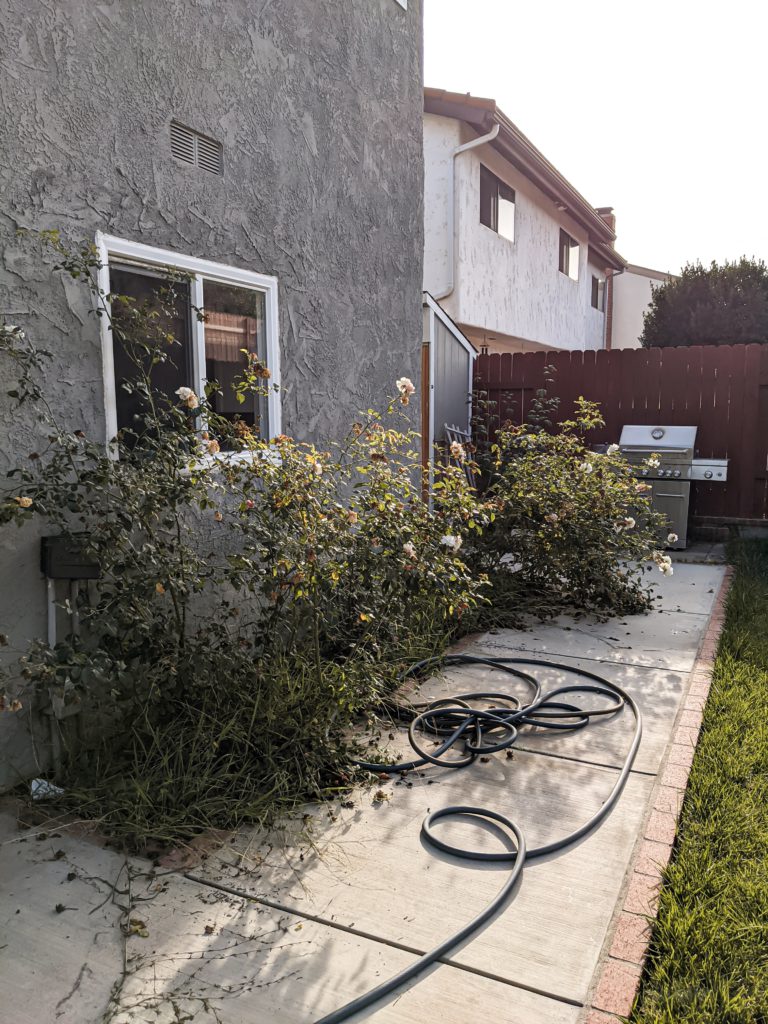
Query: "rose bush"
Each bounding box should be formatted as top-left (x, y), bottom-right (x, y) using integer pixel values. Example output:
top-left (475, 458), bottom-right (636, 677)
top-left (1, 238), bottom-right (677, 847)
top-left (0, 240), bottom-right (486, 846)
top-left (466, 396), bottom-right (671, 625)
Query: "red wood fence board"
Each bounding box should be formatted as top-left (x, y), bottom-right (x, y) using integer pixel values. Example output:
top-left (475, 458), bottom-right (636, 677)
top-left (474, 343), bottom-right (768, 521)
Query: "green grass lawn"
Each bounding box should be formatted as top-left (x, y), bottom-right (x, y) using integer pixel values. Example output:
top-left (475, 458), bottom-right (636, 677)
top-left (630, 540), bottom-right (768, 1024)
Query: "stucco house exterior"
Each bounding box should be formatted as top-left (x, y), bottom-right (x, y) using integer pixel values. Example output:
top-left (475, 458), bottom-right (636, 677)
top-left (0, 0), bottom-right (423, 787)
top-left (423, 88), bottom-right (626, 354)
top-left (609, 263), bottom-right (678, 349)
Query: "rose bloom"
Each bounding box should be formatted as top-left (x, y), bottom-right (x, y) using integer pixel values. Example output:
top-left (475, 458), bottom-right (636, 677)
top-left (667, 532), bottom-right (678, 544)
top-left (403, 541), bottom-right (417, 560)
top-left (578, 461), bottom-right (594, 474)
top-left (449, 440), bottom-right (465, 461)
top-left (396, 377), bottom-right (416, 397)
top-left (207, 438), bottom-right (221, 455)
top-left (14, 496), bottom-right (33, 508)
top-left (175, 386), bottom-right (200, 410)
top-left (607, 443), bottom-right (620, 455)
top-left (440, 534), bottom-right (462, 552)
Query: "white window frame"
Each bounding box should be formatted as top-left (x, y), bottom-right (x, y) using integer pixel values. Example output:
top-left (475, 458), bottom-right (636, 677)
top-left (94, 232), bottom-right (281, 447)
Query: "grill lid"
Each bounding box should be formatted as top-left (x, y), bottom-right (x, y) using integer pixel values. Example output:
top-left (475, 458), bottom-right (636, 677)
top-left (619, 424), bottom-right (697, 451)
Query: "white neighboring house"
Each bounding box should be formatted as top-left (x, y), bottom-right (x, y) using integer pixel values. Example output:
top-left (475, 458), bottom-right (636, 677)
top-left (609, 264), bottom-right (678, 349)
top-left (423, 88), bottom-right (626, 354)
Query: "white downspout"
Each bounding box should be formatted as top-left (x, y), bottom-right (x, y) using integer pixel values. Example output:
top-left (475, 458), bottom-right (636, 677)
top-left (434, 123), bottom-right (501, 302)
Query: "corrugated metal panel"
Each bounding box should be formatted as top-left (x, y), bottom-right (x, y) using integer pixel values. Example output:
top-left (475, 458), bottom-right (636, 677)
top-left (433, 317), bottom-right (471, 446)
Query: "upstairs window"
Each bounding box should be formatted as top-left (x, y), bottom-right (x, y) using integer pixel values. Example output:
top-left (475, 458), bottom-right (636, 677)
top-left (480, 165), bottom-right (516, 242)
top-left (559, 229), bottom-right (579, 280)
top-left (591, 275), bottom-right (606, 311)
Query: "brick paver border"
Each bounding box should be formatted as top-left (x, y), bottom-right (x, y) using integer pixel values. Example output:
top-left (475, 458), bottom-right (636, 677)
top-left (582, 565), bottom-right (734, 1023)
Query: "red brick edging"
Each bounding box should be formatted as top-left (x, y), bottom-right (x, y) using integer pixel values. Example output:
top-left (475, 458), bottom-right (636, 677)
top-left (583, 566), bottom-right (734, 1023)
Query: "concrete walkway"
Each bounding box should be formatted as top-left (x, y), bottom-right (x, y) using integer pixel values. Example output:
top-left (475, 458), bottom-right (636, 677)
top-left (0, 560), bottom-right (727, 1024)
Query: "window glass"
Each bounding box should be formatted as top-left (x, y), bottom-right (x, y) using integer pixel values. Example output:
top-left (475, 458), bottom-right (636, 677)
top-left (480, 165), bottom-right (497, 231)
top-left (559, 230), bottom-right (579, 280)
top-left (202, 281), bottom-right (268, 442)
top-left (480, 165), bottom-right (515, 241)
top-left (559, 230), bottom-right (570, 275)
top-left (497, 181), bottom-right (515, 242)
top-left (591, 275), bottom-right (605, 310)
top-left (109, 266), bottom-right (192, 434)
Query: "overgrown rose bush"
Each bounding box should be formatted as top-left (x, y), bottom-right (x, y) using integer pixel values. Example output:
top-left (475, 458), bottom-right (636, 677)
top-left (0, 238), bottom-right (679, 847)
top-left (467, 397), bottom-right (671, 624)
top-left (0, 240), bottom-right (486, 845)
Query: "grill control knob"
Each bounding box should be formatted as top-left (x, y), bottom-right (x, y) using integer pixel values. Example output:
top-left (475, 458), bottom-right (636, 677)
top-left (673, 469), bottom-right (681, 478)
top-left (704, 470), bottom-right (713, 479)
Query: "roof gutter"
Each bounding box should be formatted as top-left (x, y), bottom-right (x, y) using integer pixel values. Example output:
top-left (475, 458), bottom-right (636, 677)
top-left (434, 122), bottom-right (501, 302)
top-left (425, 88), bottom-right (626, 272)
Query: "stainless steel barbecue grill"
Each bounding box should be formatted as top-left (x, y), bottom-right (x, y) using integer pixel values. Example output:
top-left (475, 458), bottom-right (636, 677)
top-left (618, 425), bottom-right (728, 549)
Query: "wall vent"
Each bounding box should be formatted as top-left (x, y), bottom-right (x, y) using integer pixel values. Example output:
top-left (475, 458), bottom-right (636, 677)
top-left (170, 121), bottom-right (223, 175)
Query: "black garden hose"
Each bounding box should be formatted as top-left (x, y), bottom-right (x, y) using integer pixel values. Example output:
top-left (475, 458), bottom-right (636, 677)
top-left (314, 653), bottom-right (642, 1024)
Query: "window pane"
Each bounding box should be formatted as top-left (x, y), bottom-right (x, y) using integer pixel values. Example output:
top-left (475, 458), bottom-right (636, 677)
top-left (591, 275), bottom-right (599, 308)
top-left (479, 165), bottom-right (497, 231)
top-left (202, 281), bottom-right (268, 442)
top-left (109, 266), bottom-right (192, 434)
top-left (569, 241), bottom-right (580, 281)
top-left (498, 184), bottom-right (515, 242)
top-left (559, 230), bottom-right (569, 274)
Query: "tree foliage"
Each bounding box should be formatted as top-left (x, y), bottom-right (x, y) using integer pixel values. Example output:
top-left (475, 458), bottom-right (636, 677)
top-left (640, 258), bottom-right (768, 348)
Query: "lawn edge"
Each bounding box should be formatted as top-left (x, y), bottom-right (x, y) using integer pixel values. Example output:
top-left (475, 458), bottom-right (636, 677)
top-left (580, 565), bottom-right (734, 1024)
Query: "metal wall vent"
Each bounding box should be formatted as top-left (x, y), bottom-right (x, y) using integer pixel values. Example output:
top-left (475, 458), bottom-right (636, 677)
top-left (170, 121), bottom-right (223, 175)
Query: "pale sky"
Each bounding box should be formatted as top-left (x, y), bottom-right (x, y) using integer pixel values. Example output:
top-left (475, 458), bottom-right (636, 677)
top-left (424, 0), bottom-right (768, 274)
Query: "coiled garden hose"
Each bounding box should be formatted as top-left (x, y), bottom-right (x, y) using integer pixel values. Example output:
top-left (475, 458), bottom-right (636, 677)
top-left (314, 653), bottom-right (642, 1024)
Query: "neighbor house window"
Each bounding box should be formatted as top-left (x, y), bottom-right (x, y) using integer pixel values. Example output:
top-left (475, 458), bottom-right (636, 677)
top-left (558, 229), bottom-right (579, 280)
top-left (591, 275), bottom-right (605, 310)
top-left (95, 234), bottom-right (280, 446)
top-left (480, 165), bottom-right (515, 242)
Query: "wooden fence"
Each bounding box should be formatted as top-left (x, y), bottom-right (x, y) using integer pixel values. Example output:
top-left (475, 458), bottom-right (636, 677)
top-left (474, 344), bottom-right (768, 522)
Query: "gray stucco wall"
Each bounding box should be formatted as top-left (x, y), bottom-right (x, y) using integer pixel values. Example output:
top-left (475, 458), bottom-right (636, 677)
top-left (0, 0), bottom-right (424, 786)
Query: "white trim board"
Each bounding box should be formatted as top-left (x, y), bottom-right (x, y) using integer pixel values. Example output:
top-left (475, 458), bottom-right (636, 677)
top-left (422, 291), bottom-right (476, 361)
top-left (94, 232), bottom-right (281, 445)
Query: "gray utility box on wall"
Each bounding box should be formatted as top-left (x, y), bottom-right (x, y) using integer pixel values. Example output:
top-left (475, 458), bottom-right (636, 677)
top-left (41, 536), bottom-right (101, 580)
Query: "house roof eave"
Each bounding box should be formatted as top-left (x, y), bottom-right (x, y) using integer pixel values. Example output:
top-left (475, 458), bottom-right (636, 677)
top-left (424, 87), bottom-right (624, 263)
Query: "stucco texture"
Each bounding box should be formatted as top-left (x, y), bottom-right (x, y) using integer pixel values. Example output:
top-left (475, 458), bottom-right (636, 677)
top-left (423, 114), bottom-right (607, 351)
top-left (0, 0), bottom-right (423, 786)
